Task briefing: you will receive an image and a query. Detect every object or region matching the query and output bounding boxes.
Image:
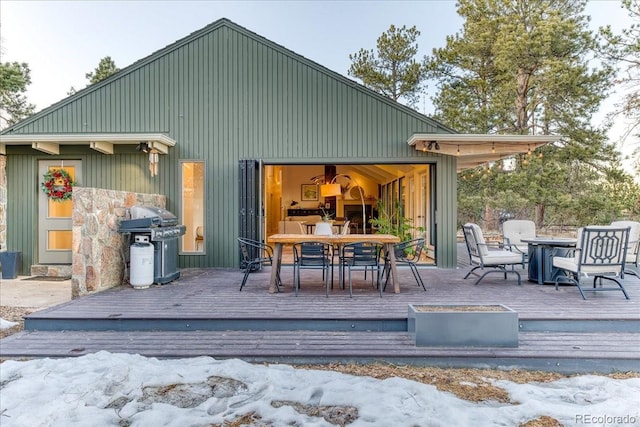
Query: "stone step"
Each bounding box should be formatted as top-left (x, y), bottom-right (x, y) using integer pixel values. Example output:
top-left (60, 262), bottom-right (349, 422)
top-left (30, 264), bottom-right (72, 277)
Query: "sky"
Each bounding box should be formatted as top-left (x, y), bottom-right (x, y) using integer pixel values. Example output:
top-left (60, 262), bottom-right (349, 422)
top-left (0, 0), bottom-right (636, 172)
top-left (0, 351), bottom-right (638, 426)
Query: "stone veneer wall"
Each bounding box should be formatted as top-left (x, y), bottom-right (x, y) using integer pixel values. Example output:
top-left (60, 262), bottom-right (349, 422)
top-left (72, 187), bottom-right (166, 298)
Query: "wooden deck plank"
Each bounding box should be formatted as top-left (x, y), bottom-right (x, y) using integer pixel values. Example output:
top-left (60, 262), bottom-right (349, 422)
top-left (1, 331), bottom-right (638, 367)
top-left (3, 248), bottom-right (639, 372)
top-left (25, 265), bottom-right (640, 322)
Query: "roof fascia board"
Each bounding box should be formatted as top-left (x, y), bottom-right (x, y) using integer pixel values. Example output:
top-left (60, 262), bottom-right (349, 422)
top-left (408, 134), bottom-right (563, 146)
top-left (0, 133), bottom-right (176, 155)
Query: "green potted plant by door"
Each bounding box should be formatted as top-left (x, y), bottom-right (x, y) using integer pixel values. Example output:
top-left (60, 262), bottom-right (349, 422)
top-left (369, 200), bottom-right (424, 242)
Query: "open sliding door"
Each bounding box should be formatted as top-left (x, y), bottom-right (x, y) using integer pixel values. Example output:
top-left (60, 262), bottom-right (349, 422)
top-left (238, 160), bottom-right (264, 265)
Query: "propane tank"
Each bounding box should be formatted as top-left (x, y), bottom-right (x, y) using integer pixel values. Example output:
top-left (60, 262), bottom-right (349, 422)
top-left (130, 235), bottom-right (154, 289)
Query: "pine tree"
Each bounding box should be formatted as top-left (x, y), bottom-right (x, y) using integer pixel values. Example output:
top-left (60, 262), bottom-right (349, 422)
top-left (428, 0), bottom-right (638, 226)
top-left (85, 56), bottom-right (120, 85)
top-left (0, 61), bottom-right (36, 129)
top-left (348, 25), bottom-right (426, 108)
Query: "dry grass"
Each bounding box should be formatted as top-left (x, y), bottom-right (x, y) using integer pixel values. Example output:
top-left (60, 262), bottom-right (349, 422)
top-left (0, 306), bottom-right (35, 339)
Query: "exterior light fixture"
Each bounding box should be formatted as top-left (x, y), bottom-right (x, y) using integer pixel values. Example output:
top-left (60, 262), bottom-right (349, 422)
top-left (319, 173), bottom-right (367, 234)
top-left (456, 145), bottom-right (460, 156)
top-left (491, 142), bottom-right (495, 154)
top-left (135, 141), bottom-right (159, 176)
top-left (136, 142), bottom-right (150, 153)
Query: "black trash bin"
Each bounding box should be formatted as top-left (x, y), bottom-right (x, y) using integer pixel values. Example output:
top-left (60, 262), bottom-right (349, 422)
top-left (0, 251), bottom-right (22, 279)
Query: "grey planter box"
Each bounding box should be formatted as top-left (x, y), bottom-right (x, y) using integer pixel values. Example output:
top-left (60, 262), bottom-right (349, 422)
top-left (408, 304), bottom-right (518, 347)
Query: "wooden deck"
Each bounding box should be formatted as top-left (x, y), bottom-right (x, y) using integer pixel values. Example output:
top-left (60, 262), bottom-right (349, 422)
top-left (1, 248), bottom-right (639, 373)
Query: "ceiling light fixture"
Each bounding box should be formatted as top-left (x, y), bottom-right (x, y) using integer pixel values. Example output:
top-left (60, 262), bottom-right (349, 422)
top-left (319, 174), bottom-right (366, 234)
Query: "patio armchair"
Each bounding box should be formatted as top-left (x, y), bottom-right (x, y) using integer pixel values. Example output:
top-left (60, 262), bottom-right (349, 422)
top-left (238, 237), bottom-right (281, 292)
top-left (610, 221), bottom-right (640, 277)
top-left (462, 223), bottom-right (524, 286)
top-left (552, 225), bottom-right (631, 300)
top-left (293, 241), bottom-right (333, 297)
top-left (340, 242), bottom-right (384, 297)
top-left (502, 219), bottom-right (536, 263)
top-left (382, 237), bottom-right (427, 291)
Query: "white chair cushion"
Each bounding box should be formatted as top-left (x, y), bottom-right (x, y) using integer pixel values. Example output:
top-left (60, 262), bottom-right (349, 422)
top-left (552, 256), bottom-right (578, 273)
top-left (467, 223), bottom-right (489, 256)
top-left (503, 220), bottom-right (536, 246)
top-left (611, 221), bottom-right (640, 257)
top-left (481, 251), bottom-right (523, 266)
top-left (553, 256), bottom-right (623, 275)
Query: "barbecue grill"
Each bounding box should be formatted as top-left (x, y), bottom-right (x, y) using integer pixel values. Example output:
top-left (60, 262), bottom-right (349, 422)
top-left (119, 205), bottom-right (186, 284)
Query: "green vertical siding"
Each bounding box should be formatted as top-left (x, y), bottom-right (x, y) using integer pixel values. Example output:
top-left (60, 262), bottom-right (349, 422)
top-left (3, 19), bottom-right (458, 270)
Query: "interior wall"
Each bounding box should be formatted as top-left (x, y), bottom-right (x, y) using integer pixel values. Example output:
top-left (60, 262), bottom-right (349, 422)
top-left (278, 165), bottom-right (380, 218)
top-left (265, 165), bottom-right (283, 235)
top-left (281, 165), bottom-right (326, 212)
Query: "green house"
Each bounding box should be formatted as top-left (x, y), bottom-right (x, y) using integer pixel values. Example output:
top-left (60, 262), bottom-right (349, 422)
top-left (0, 19), bottom-right (555, 286)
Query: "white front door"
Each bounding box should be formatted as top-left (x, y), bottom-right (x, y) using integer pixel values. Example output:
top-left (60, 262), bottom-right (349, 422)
top-left (38, 160), bottom-right (82, 264)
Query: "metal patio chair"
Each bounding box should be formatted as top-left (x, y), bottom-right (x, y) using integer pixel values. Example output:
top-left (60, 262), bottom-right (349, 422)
top-left (502, 219), bottom-right (536, 264)
top-left (552, 225), bottom-right (631, 299)
top-left (341, 241), bottom-right (384, 298)
top-left (293, 241), bottom-right (333, 297)
top-left (238, 237), bottom-right (281, 291)
top-left (462, 223), bottom-right (524, 286)
top-left (382, 237), bottom-right (427, 291)
top-left (611, 220), bottom-right (640, 277)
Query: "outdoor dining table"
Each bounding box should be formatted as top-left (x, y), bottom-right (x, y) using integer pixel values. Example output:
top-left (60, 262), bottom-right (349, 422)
top-left (267, 233), bottom-right (402, 294)
top-left (521, 237), bottom-right (577, 285)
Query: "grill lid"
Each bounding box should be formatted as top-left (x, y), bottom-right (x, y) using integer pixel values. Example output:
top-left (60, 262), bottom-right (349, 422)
top-left (130, 205), bottom-right (178, 226)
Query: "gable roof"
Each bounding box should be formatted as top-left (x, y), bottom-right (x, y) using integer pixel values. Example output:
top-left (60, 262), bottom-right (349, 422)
top-left (2, 18), bottom-right (452, 136)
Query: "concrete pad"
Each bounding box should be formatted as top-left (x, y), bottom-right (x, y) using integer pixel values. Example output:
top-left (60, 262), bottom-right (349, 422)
top-left (0, 276), bottom-right (72, 308)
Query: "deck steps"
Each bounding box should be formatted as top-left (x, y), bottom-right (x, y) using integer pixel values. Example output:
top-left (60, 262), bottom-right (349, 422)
top-left (1, 329), bottom-right (638, 374)
top-left (2, 261), bottom-right (638, 374)
top-left (22, 313), bottom-right (639, 333)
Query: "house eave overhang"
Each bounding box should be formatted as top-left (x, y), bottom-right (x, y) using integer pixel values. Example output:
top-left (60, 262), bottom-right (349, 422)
top-left (408, 133), bottom-right (563, 171)
top-left (0, 133), bottom-right (176, 155)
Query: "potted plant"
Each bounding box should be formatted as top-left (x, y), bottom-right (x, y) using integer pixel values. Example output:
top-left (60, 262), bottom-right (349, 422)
top-left (321, 208), bottom-right (334, 223)
top-left (370, 200), bottom-right (424, 241)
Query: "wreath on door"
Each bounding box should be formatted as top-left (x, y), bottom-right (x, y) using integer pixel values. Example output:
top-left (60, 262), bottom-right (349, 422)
top-left (41, 169), bottom-right (75, 202)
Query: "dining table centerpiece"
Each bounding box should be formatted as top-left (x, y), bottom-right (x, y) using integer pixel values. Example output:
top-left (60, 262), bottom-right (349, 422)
top-left (321, 208), bottom-right (334, 223)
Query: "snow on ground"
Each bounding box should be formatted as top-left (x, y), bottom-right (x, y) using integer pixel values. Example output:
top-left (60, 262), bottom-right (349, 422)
top-left (0, 318), bottom-right (18, 329)
top-left (1, 351), bottom-right (638, 426)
